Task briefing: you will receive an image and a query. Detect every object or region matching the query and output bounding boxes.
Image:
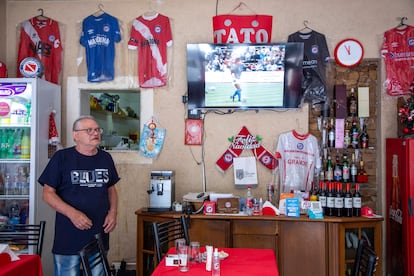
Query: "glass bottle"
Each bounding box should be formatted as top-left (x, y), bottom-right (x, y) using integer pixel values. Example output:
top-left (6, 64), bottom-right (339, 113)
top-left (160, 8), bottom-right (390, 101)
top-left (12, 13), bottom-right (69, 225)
top-left (328, 118), bottom-right (335, 148)
top-left (334, 182), bottom-right (344, 217)
top-left (359, 118), bottom-right (369, 149)
top-left (344, 129), bottom-right (351, 149)
top-left (318, 181), bottom-right (327, 215)
top-left (333, 151), bottom-right (342, 182)
top-left (357, 159), bottom-right (368, 183)
top-left (350, 153), bottom-right (358, 183)
top-left (342, 152), bottom-right (350, 183)
top-left (212, 248), bottom-right (221, 276)
top-left (344, 183), bottom-right (353, 217)
top-left (326, 182), bottom-right (334, 216)
top-left (351, 119), bottom-right (359, 149)
top-left (348, 88), bottom-right (358, 117)
top-left (325, 155), bottom-right (334, 182)
top-left (353, 183), bottom-right (362, 217)
top-left (246, 186), bottom-right (253, 215)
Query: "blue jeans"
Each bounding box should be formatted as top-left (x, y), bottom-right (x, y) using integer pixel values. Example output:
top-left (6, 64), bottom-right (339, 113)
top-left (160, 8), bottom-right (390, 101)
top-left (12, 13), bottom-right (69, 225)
top-left (54, 254), bottom-right (104, 276)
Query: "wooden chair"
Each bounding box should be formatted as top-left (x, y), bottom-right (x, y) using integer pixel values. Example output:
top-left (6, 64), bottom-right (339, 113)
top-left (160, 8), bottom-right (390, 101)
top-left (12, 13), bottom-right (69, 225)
top-left (0, 221), bottom-right (46, 256)
top-left (79, 233), bottom-right (111, 276)
top-left (351, 239), bottom-right (379, 276)
top-left (152, 215), bottom-right (190, 264)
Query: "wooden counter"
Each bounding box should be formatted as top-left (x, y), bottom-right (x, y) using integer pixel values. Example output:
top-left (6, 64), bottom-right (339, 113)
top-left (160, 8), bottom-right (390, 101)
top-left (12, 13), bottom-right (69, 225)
top-left (135, 209), bottom-right (383, 276)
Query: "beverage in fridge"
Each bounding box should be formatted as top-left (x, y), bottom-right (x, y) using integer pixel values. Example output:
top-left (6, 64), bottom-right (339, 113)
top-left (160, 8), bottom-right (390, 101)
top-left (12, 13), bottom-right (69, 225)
top-left (386, 138), bottom-right (414, 276)
top-left (0, 78), bottom-right (60, 275)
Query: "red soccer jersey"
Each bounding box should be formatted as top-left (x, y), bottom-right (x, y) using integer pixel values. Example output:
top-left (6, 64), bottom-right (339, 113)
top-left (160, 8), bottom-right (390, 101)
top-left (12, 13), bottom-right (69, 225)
top-left (0, 61), bottom-right (7, 78)
top-left (381, 25), bottom-right (414, 96)
top-left (128, 13), bottom-right (172, 88)
top-left (17, 17), bottom-right (63, 84)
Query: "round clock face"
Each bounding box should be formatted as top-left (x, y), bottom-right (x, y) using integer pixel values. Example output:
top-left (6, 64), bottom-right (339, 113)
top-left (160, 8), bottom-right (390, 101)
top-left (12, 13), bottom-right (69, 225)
top-left (334, 38), bottom-right (364, 68)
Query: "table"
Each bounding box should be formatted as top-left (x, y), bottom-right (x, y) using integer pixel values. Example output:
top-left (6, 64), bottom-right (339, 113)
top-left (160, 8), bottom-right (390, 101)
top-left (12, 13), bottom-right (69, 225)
top-left (0, 254), bottom-right (43, 276)
top-left (151, 247), bottom-right (279, 276)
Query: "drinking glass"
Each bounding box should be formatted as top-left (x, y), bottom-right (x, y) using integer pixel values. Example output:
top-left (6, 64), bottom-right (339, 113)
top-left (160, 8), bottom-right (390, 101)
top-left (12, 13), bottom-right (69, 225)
top-left (189, 241), bottom-right (200, 263)
top-left (178, 244), bottom-right (189, 272)
top-left (175, 238), bottom-right (186, 253)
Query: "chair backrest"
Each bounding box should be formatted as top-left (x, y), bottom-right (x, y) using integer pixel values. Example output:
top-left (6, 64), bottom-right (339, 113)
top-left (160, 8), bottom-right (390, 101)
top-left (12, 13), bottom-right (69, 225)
top-left (152, 215), bottom-right (190, 264)
top-left (352, 239), bottom-right (379, 276)
top-left (79, 233), bottom-right (111, 276)
top-left (0, 221), bottom-right (46, 256)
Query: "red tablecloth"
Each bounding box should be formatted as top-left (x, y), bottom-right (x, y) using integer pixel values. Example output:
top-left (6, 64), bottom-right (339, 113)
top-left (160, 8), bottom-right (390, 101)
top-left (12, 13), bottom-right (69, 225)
top-left (152, 247), bottom-right (279, 276)
top-left (0, 254), bottom-right (43, 276)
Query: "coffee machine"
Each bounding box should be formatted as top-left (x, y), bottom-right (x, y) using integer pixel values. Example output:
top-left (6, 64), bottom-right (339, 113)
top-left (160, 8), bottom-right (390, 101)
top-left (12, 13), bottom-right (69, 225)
top-left (147, 171), bottom-right (175, 211)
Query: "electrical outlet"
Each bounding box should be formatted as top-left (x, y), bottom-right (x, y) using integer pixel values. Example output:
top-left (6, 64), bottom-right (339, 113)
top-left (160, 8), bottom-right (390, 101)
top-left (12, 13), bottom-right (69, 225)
top-left (112, 262), bottom-right (121, 271)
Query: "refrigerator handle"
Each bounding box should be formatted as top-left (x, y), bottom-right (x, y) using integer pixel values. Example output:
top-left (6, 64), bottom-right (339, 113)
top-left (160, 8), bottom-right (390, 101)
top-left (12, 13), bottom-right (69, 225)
top-left (409, 197), bottom-right (413, 217)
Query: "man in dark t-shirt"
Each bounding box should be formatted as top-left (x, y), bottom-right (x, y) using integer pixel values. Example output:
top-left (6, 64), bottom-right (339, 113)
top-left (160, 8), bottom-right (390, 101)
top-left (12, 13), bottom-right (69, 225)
top-left (38, 115), bottom-right (120, 275)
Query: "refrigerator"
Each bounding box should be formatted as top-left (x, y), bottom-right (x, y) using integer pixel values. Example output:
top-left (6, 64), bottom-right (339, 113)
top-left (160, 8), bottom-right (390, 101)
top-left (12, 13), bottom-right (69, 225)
top-left (386, 138), bottom-right (414, 276)
top-left (0, 78), bottom-right (60, 275)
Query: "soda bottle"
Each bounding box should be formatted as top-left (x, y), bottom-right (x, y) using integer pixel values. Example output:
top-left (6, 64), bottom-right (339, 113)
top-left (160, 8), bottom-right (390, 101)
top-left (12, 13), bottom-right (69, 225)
top-left (246, 186), bottom-right (253, 216)
top-left (21, 129), bottom-right (30, 159)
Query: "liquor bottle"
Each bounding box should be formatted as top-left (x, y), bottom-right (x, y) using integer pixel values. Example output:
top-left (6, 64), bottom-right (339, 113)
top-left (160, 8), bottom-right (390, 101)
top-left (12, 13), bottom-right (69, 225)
top-left (344, 129), bottom-right (351, 149)
top-left (357, 159), bottom-right (368, 183)
top-left (352, 183), bottom-right (362, 216)
top-left (333, 151), bottom-right (342, 182)
top-left (328, 118), bottom-right (335, 148)
top-left (342, 152), bottom-right (350, 183)
top-left (348, 88), bottom-right (358, 117)
top-left (351, 119), bottom-right (359, 149)
top-left (344, 183), bottom-right (353, 217)
top-left (318, 181), bottom-right (327, 214)
top-left (326, 182), bottom-right (334, 216)
top-left (334, 182), bottom-right (344, 217)
top-left (325, 155), bottom-right (334, 182)
top-left (350, 153), bottom-right (358, 183)
top-left (246, 186), bottom-right (253, 215)
top-left (310, 182), bottom-right (318, 201)
top-left (359, 118), bottom-right (369, 149)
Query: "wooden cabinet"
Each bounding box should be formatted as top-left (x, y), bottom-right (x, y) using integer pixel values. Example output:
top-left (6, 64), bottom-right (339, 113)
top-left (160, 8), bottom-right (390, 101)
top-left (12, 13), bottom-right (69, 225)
top-left (135, 209), bottom-right (382, 276)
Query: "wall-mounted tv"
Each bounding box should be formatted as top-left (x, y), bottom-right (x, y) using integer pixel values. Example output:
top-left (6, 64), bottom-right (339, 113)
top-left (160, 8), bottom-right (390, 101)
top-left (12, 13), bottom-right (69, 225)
top-left (187, 43), bottom-right (304, 111)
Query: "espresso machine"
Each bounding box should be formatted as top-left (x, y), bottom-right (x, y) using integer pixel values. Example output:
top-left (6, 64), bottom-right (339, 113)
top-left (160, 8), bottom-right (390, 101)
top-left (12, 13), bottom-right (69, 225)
top-left (147, 171), bottom-right (175, 211)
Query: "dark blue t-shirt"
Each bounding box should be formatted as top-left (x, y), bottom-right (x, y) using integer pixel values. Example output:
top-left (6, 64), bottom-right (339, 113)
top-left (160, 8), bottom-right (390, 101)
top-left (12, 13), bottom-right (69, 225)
top-left (38, 147), bottom-right (120, 255)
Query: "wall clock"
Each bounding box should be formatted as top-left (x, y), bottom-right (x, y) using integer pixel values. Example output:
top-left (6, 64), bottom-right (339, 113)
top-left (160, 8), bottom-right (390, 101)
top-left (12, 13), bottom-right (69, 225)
top-left (334, 38), bottom-right (364, 68)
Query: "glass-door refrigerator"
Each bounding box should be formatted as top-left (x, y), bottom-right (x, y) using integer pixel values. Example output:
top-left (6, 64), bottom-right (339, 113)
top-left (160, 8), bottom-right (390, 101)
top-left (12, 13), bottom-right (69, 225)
top-left (0, 78), bottom-right (60, 270)
top-left (386, 138), bottom-right (414, 276)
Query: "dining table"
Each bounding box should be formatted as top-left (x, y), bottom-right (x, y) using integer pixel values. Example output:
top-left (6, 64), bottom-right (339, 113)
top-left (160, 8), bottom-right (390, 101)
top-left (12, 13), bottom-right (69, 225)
top-left (151, 247), bottom-right (279, 276)
top-left (0, 254), bottom-right (43, 276)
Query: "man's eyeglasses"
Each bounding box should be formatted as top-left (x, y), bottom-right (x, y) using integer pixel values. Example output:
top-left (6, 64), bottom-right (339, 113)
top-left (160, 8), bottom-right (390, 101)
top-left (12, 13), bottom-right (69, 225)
top-left (74, 128), bottom-right (104, 135)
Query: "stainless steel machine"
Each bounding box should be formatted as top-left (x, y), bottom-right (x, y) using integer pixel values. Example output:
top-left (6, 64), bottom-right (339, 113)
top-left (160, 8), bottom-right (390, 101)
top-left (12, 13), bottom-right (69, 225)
top-left (147, 171), bottom-right (175, 212)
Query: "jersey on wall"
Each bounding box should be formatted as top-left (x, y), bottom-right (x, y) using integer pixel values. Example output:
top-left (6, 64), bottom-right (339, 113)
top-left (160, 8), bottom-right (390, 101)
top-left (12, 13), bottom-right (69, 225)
top-left (288, 30), bottom-right (330, 104)
top-left (17, 17), bottom-right (63, 84)
top-left (381, 25), bottom-right (414, 96)
top-left (80, 13), bottom-right (121, 82)
top-left (128, 13), bottom-right (172, 88)
top-left (275, 130), bottom-right (320, 193)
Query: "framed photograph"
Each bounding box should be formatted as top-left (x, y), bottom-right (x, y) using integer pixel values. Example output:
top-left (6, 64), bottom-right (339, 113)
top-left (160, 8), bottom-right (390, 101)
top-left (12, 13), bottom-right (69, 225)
top-left (185, 119), bottom-right (203, 145)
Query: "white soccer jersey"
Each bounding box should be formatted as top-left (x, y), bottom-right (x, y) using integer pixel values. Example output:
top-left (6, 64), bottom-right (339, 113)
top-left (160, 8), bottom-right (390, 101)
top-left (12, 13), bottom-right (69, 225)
top-left (275, 130), bottom-right (320, 193)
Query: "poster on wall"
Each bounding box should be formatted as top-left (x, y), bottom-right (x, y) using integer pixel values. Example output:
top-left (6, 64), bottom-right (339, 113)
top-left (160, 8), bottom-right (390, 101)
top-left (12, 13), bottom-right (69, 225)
top-left (185, 119), bottom-right (203, 145)
top-left (233, 156), bottom-right (258, 188)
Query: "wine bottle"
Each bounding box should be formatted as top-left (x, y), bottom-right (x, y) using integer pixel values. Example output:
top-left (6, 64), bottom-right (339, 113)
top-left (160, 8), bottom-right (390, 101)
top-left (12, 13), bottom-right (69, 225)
top-left (353, 183), bottom-right (362, 216)
top-left (326, 155), bottom-right (334, 182)
top-left (326, 182), bottom-right (334, 216)
top-left (334, 182), bottom-right (344, 217)
top-left (344, 183), bottom-right (353, 217)
top-left (319, 181), bottom-right (327, 215)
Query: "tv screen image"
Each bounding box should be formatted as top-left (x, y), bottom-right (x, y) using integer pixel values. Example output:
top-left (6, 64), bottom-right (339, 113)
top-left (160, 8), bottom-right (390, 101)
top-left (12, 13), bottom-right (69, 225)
top-left (187, 43), bottom-right (304, 111)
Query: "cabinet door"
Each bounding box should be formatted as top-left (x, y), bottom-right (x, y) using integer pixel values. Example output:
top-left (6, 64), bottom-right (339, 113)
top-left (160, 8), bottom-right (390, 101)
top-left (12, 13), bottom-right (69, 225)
top-left (279, 221), bottom-right (328, 276)
top-left (232, 219), bottom-right (278, 253)
top-left (188, 219), bottom-right (231, 247)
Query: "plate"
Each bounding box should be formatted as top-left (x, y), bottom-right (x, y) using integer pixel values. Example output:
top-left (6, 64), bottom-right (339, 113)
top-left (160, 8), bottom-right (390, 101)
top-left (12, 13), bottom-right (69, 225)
top-left (218, 251), bottom-right (229, 260)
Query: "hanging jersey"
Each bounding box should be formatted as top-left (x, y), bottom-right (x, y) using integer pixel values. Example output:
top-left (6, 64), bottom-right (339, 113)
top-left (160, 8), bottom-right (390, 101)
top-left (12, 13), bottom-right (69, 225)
top-left (0, 61), bottom-right (7, 78)
top-left (80, 13), bottom-right (121, 82)
top-left (288, 31), bottom-right (330, 103)
top-left (128, 13), bottom-right (172, 88)
top-left (17, 17), bottom-right (62, 84)
top-left (275, 130), bottom-right (320, 193)
top-left (381, 25), bottom-right (414, 96)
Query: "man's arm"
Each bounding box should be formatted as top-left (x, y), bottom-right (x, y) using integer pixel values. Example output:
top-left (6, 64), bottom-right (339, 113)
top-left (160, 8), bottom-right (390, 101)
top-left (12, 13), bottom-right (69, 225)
top-left (103, 185), bottom-right (118, 233)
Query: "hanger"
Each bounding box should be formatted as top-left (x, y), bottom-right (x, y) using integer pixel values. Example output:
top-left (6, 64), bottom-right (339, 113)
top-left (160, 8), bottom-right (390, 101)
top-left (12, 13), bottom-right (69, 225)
top-left (229, 2), bottom-right (256, 14)
top-left (144, 0), bottom-right (158, 17)
top-left (92, 4), bottom-right (105, 17)
top-left (396, 16), bottom-right (408, 30)
top-left (298, 20), bottom-right (313, 34)
top-left (36, 8), bottom-right (48, 20)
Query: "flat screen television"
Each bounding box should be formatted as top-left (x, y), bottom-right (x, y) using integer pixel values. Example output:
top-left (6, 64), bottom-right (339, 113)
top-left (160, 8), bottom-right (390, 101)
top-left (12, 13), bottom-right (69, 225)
top-left (186, 43), bottom-right (304, 111)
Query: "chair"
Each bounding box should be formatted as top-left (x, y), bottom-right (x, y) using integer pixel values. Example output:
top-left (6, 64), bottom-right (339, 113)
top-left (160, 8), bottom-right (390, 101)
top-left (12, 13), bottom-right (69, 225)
top-left (351, 239), bottom-right (379, 276)
top-left (79, 233), bottom-right (111, 276)
top-left (0, 220), bottom-right (46, 256)
top-left (152, 215), bottom-right (190, 264)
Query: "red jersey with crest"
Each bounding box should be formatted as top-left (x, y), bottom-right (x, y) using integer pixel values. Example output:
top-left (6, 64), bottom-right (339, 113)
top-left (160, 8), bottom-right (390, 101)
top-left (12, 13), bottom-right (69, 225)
top-left (128, 13), bottom-right (172, 88)
top-left (17, 17), bottom-right (63, 84)
top-left (381, 25), bottom-right (414, 96)
top-left (0, 62), bottom-right (7, 78)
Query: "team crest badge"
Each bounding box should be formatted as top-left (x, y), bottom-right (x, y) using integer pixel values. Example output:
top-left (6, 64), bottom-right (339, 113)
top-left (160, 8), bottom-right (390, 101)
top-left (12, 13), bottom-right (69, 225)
top-left (19, 57), bottom-right (44, 78)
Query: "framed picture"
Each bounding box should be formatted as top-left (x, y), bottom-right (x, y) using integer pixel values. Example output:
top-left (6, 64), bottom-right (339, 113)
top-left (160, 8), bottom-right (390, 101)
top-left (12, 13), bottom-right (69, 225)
top-left (185, 119), bottom-right (203, 145)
